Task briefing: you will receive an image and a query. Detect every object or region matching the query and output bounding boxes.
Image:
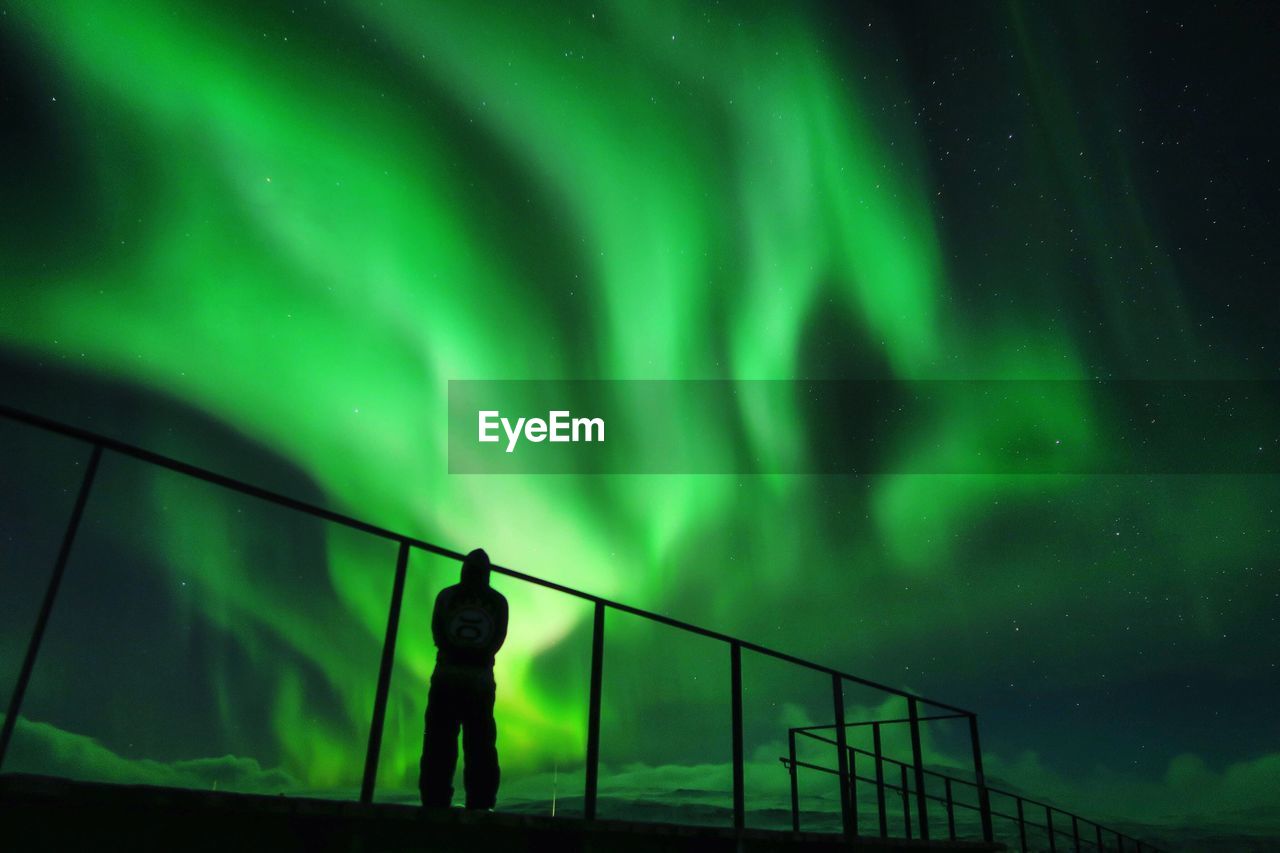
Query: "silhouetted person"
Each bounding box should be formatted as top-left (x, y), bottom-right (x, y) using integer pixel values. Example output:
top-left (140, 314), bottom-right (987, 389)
top-left (419, 548), bottom-right (508, 810)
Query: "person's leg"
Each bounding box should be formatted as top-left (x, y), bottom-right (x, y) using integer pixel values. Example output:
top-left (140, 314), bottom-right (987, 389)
top-left (461, 671), bottom-right (500, 809)
top-left (419, 671), bottom-right (461, 807)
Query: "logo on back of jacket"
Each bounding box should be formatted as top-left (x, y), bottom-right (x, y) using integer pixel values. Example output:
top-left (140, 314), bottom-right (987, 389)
top-left (445, 592), bottom-right (496, 648)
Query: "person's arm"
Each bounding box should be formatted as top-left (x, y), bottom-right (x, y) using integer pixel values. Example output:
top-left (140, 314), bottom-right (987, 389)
top-left (491, 593), bottom-right (509, 654)
top-left (431, 588), bottom-right (450, 648)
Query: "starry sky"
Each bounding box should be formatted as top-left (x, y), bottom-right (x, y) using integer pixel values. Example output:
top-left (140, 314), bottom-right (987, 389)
top-left (0, 1), bottom-right (1277, 849)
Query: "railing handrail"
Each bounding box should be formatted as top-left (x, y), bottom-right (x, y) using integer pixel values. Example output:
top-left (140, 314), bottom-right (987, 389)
top-left (783, 731), bottom-right (1160, 851)
top-left (792, 729), bottom-right (1079, 819)
top-left (0, 401), bottom-right (970, 715)
top-left (792, 713), bottom-right (968, 731)
top-left (782, 756), bottom-right (1138, 850)
top-left (794, 726), bottom-right (1110, 824)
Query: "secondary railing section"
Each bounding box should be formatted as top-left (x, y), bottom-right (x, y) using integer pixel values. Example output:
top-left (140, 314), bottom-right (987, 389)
top-left (782, 720), bottom-right (1157, 852)
top-left (0, 403), bottom-right (1159, 849)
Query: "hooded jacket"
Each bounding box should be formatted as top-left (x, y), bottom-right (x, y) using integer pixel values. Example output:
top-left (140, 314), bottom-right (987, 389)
top-left (431, 549), bottom-right (509, 668)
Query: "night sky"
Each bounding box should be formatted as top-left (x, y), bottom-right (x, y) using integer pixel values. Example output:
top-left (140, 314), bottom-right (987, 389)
top-left (1, 2), bottom-right (1277, 850)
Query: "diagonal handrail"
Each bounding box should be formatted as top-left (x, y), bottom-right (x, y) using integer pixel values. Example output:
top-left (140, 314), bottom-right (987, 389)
top-left (0, 401), bottom-right (970, 714)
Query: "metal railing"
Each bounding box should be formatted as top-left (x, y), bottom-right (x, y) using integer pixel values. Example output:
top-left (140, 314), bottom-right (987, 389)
top-left (782, 719), bottom-right (1160, 851)
top-left (0, 403), bottom-right (1159, 849)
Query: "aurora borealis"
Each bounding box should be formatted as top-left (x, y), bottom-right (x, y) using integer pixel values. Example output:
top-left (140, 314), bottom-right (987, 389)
top-left (1, 1), bottom-right (1278, 849)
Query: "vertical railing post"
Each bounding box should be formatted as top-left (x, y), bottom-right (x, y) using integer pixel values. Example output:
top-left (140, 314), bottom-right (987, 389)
top-left (1072, 814), bottom-right (1081, 852)
top-left (945, 776), bottom-right (956, 840)
top-left (584, 601), bottom-right (605, 820)
top-left (729, 641), bottom-right (745, 831)
top-left (1017, 797), bottom-right (1028, 853)
top-left (968, 713), bottom-right (995, 842)
top-left (360, 539), bottom-right (411, 804)
top-left (873, 722), bottom-right (888, 837)
top-left (907, 697), bottom-right (930, 840)
top-left (1047, 805), bottom-right (1058, 852)
top-left (900, 764), bottom-right (912, 839)
top-left (1116, 832), bottom-right (1125, 852)
top-left (1095, 823), bottom-right (1104, 851)
top-left (0, 443), bottom-right (102, 770)
top-left (788, 729), bottom-right (800, 832)
top-left (847, 748), bottom-right (858, 825)
top-left (831, 675), bottom-right (854, 838)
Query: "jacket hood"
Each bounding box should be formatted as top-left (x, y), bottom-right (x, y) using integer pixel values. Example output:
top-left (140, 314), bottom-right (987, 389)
top-left (460, 548), bottom-right (491, 586)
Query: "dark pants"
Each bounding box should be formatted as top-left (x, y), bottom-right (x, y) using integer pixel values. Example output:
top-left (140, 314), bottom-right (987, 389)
top-left (419, 664), bottom-right (499, 809)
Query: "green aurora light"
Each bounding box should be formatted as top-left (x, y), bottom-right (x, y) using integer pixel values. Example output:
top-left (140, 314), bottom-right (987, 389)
top-left (1, 1), bottom-right (1277, 845)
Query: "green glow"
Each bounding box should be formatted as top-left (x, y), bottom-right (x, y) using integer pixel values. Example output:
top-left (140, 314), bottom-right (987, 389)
top-left (4, 0), bottom-right (979, 789)
top-left (2, 0), bottom-right (1277, 841)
